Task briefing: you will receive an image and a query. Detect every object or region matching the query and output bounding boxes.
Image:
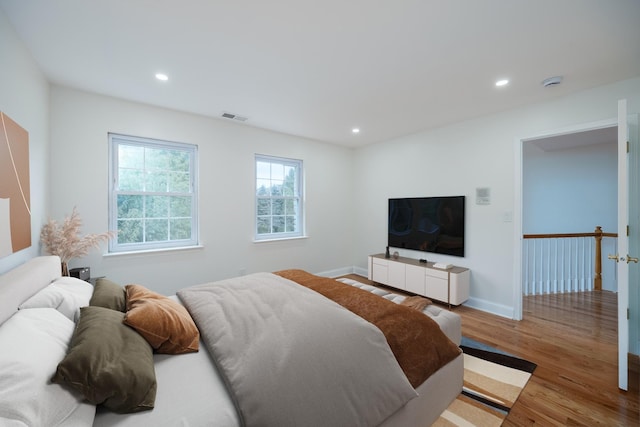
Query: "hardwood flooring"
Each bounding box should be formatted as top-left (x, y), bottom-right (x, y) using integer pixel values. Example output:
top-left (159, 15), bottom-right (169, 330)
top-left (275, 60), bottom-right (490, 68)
top-left (458, 291), bottom-right (639, 426)
top-left (339, 275), bottom-right (640, 426)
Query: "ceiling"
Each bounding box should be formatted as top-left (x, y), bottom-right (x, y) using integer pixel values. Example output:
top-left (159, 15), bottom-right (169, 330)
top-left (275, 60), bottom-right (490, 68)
top-left (2, 0), bottom-right (640, 148)
top-left (530, 126), bottom-right (617, 152)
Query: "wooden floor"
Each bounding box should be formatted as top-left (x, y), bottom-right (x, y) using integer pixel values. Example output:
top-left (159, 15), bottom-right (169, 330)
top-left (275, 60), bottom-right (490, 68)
top-left (458, 291), bottom-right (639, 426)
top-left (340, 275), bottom-right (639, 426)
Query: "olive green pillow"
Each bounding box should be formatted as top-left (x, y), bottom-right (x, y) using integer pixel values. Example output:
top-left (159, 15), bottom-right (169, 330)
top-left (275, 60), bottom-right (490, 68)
top-left (89, 278), bottom-right (126, 312)
top-left (52, 306), bottom-right (156, 413)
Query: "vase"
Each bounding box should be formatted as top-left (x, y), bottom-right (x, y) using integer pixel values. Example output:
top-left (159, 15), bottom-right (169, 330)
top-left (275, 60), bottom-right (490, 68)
top-left (61, 262), bottom-right (69, 276)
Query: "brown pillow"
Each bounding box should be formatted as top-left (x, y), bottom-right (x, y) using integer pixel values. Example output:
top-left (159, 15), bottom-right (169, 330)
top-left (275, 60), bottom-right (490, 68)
top-left (400, 295), bottom-right (432, 311)
top-left (52, 306), bottom-right (156, 413)
top-left (89, 278), bottom-right (126, 312)
top-left (124, 284), bottom-right (199, 354)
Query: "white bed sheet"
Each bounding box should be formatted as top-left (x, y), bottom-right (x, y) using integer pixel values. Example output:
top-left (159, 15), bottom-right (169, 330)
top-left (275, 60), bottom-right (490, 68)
top-left (92, 337), bottom-right (240, 427)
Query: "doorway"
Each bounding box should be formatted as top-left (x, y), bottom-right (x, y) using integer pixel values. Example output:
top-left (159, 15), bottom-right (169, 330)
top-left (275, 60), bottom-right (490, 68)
top-left (513, 117), bottom-right (617, 320)
top-left (522, 126), bottom-right (618, 295)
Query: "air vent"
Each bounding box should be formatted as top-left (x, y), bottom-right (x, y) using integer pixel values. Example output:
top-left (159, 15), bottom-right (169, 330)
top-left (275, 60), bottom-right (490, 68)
top-left (221, 112), bottom-right (249, 122)
top-left (541, 76), bottom-right (563, 87)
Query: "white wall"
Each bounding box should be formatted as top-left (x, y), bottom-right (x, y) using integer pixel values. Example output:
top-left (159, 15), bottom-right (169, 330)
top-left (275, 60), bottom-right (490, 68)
top-left (523, 142), bottom-right (617, 233)
top-left (0, 9), bottom-right (50, 274)
top-left (49, 87), bottom-right (355, 295)
top-left (353, 76), bottom-right (640, 318)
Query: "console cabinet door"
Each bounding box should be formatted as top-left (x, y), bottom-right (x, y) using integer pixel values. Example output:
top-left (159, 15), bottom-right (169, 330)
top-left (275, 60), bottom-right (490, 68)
top-left (405, 264), bottom-right (426, 295)
top-left (371, 258), bottom-right (389, 285)
top-left (449, 270), bottom-right (470, 305)
top-left (425, 269), bottom-right (449, 303)
top-left (388, 261), bottom-right (406, 290)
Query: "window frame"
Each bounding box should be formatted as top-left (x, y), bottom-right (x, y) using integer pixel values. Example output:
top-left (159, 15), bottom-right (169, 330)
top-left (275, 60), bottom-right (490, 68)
top-left (254, 154), bottom-right (304, 241)
top-left (108, 133), bottom-right (199, 253)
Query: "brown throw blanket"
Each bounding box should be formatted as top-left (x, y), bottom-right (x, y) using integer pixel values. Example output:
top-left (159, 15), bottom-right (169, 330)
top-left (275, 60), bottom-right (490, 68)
top-left (274, 269), bottom-right (461, 388)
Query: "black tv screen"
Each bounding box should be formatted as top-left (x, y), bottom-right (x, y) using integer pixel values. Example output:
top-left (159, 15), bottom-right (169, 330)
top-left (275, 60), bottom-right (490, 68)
top-left (388, 196), bottom-right (465, 257)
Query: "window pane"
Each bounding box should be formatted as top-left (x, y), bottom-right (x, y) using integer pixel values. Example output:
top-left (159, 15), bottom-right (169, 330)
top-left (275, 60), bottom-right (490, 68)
top-left (145, 195), bottom-right (168, 218)
top-left (146, 148), bottom-right (169, 170)
top-left (119, 145), bottom-right (144, 169)
top-left (272, 216), bottom-right (285, 233)
top-left (257, 179), bottom-right (270, 196)
top-left (257, 199), bottom-right (271, 215)
top-left (270, 180), bottom-right (283, 196)
top-left (146, 170), bottom-right (168, 192)
top-left (168, 151), bottom-right (190, 172)
top-left (168, 171), bottom-right (190, 193)
top-left (284, 166), bottom-right (296, 196)
top-left (170, 196), bottom-right (191, 217)
top-left (146, 219), bottom-right (168, 241)
top-left (117, 219), bottom-right (143, 244)
top-left (119, 169), bottom-right (144, 191)
top-left (271, 163), bottom-right (284, 181)
top-left (170, 218), bottom-right (191, 240)
top-left (285, 215), bottom-right (296, 232)
top-left (257, 217), bottom-right (271, 234)
top-left (256, 161), bottom-right (271, 180)
top-left (273, 198), bottom-right (284, 215)
top-left (118, 195), bottom-right (143, 218)
top-left (285, 199), bottom-right (296, 214)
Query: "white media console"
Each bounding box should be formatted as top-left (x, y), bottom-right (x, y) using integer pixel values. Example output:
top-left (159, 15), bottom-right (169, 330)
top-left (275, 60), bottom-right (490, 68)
top-left (368, 253), bottom-right (470, 306)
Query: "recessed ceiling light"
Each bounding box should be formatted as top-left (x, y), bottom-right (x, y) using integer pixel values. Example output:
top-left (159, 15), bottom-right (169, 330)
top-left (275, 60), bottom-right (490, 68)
top-left (352, 128), bottom-right (360, 134)
top-left (495, 79), bottom-right (509, 87)
top-left (155, 73), bottom-right (169, 81)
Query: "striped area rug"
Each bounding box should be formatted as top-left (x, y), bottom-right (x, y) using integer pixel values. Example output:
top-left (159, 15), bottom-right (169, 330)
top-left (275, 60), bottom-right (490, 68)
top-left (433, 345), bottom-right (536, 427)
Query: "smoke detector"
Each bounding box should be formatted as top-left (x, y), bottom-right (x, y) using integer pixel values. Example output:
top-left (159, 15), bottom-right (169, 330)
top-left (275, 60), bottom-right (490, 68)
top-left (541, 76), bottom-right (563, 87)
top-left (221, 112), bottom-right (248, 122)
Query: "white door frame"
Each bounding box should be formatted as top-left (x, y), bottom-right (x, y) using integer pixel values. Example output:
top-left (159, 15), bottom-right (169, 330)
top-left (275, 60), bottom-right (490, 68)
top-left (513, 118), bottom-right (617, 320)
top-left (616, 99), bottom-right (630, 390)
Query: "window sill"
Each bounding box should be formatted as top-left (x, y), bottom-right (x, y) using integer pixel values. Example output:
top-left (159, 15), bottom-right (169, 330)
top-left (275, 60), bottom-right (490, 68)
top-left (104, 245), bottom-right (205, 257)
top-left (253, 235), bottom-right (309, 244)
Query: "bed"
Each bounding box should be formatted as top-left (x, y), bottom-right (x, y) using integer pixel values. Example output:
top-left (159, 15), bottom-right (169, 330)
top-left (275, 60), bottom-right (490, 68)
top-left (0, 256), bottom-right (463, 427)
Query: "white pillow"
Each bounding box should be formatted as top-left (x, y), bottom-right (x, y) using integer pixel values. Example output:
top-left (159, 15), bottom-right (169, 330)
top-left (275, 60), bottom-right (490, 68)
top-left (19, 277), bottom-right (93, 322)
top-left (0, 308), bottom-right (96, 426)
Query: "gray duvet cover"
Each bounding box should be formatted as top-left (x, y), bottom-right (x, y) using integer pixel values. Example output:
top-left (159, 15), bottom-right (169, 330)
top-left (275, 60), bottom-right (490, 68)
top-left (177, 272), bottom-right (417, 427)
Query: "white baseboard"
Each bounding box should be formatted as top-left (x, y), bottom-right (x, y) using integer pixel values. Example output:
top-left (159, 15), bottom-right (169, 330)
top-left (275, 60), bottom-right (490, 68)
top-left (316, 266), bottom-right (357, 278)
top-left (463, 297), bottom-right (514, 319)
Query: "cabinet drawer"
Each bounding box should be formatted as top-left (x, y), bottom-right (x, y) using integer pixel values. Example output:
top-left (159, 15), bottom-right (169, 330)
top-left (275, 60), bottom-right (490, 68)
top-left (425, 268), bottom-right (449, 280)
top-left (372, 257), bottom-right (388, 266)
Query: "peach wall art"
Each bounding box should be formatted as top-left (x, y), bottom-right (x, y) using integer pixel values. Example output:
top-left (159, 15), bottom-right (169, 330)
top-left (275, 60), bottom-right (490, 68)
top-left (0, 111), bottom-right (31, 258)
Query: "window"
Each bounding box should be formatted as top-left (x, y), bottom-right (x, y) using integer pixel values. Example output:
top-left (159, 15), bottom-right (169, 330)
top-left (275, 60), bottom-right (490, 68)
top-left (255, 154), bottom-right (304, 241)
top-left (108, 134), bottom-right (198, 253)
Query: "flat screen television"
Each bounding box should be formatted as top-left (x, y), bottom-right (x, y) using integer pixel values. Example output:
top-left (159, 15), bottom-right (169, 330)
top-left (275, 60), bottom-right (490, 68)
top-left (388, 196), bottom-right (465, 257)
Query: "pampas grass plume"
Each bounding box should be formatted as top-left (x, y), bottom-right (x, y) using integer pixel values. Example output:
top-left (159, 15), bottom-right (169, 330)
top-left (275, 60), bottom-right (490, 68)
top-left (40, 206), bottom-right (113, 266)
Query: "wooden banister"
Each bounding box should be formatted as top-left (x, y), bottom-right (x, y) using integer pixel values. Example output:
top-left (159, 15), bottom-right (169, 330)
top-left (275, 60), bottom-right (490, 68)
top-left (523, 226), bottom-right (617, 291)
top-left (595, 226), bottom-right (603, 291)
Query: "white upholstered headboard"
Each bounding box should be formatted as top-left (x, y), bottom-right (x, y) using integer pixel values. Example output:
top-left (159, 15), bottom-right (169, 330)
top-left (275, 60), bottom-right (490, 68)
top-left (0, 256), bottom-right (61, 325)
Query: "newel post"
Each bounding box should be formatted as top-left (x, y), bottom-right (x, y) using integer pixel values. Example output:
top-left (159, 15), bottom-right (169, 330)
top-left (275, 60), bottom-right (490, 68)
top-left (594, 226), bottom-right (603, 291)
